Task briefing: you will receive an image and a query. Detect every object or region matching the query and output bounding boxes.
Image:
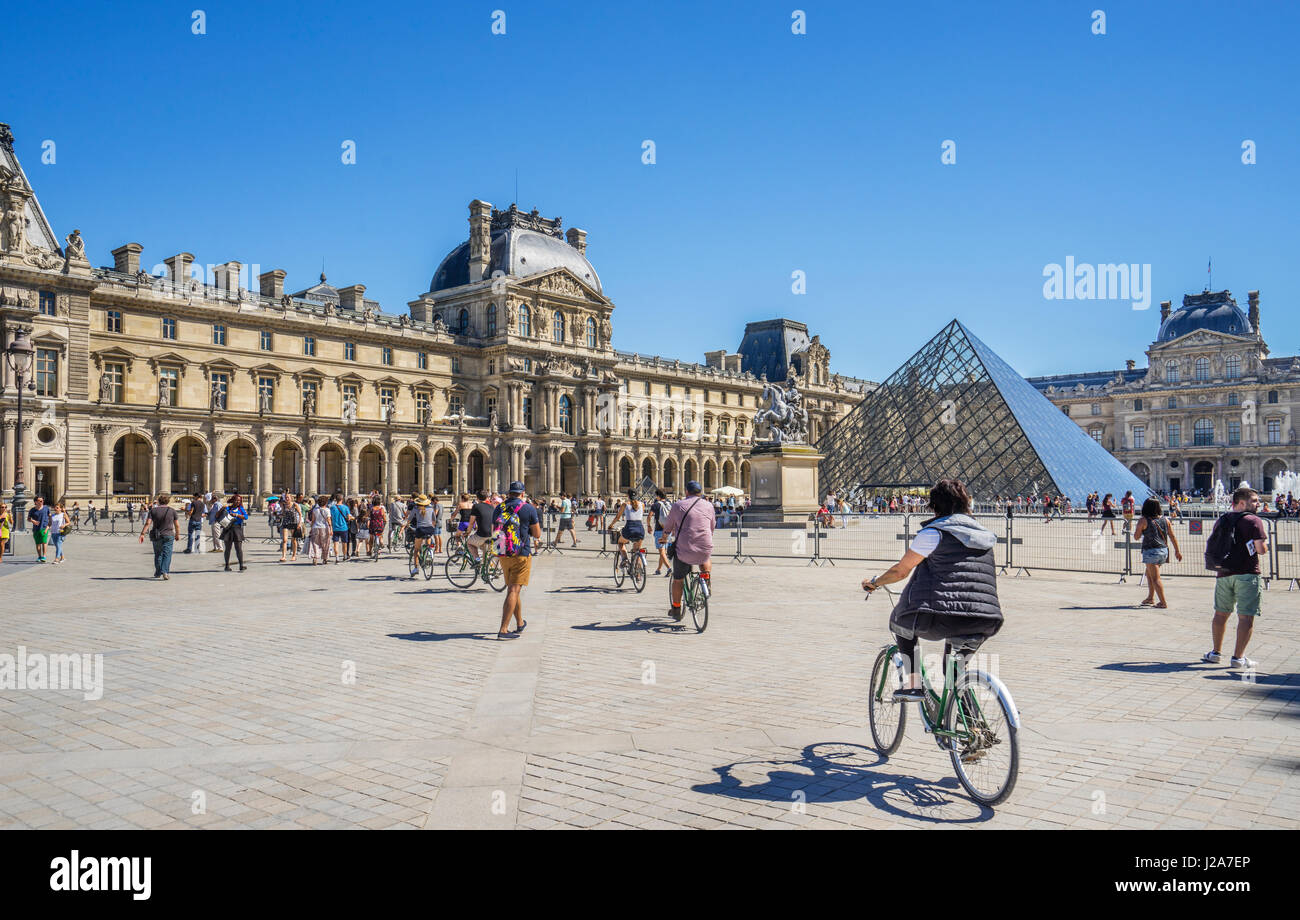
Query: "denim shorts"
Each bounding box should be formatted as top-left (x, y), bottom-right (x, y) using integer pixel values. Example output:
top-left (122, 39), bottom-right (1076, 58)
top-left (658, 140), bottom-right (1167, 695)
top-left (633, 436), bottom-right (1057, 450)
top-left (1141, 547), bottom-right (1168, 565)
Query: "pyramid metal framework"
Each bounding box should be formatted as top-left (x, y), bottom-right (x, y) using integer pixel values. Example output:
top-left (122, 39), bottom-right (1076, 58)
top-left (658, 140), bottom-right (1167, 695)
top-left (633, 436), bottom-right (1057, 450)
top-left (818, 320), bottom-right (1154, 502)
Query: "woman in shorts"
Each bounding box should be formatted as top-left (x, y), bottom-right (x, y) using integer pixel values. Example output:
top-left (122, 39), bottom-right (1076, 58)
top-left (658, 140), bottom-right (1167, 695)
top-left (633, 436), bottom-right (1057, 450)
top-left (613, 489), bottom-right (646, 565)
top-left (279, 493), bottom-right (301, 562)
top-left (1100, 493), bottom-right (1117, 535)
top-left (429, 494), bottom-right (444, 554)
top-left (1133, 497), bottom-right (1181, 608)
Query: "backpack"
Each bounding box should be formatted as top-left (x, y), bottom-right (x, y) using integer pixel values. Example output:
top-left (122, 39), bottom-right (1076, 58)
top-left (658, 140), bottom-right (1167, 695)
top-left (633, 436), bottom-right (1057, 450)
top-left (496, 500), bottom-right (526, 557)
top-left (1204, 511), bottom-right (1245, 572)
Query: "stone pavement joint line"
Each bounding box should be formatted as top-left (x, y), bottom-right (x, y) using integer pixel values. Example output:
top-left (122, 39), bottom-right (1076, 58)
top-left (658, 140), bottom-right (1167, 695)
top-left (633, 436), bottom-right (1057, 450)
top-left (0, 537), bottom-right (1296, 828)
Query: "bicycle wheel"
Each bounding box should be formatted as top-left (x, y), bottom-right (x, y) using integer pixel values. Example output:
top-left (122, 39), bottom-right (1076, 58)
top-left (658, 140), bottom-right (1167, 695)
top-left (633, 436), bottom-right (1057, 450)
top-left (484, 554), bottom-right (506, 592)
top-left (612, 551), bottom-right (626, 587)
top-left (944, 669), bottom-right (1019, 806)
top-left (447, 534), bottom-right (465, 558)
top-left (408, 548), bottom-right (420, 578)
top-left (444, 549), bottom-right (479, 588)
top-left (420, 546), bottom-right (437, 580)
top-left (868, 646), bottom-right (908, 755)
top-left (688, 574), bottom-right (709, 633)
top-left (631, 551), bottom-right (646, 593)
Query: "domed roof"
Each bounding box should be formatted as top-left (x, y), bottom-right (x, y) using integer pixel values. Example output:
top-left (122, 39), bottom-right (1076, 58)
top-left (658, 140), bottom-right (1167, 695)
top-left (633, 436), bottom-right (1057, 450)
top-left (429, 206), bottom-right (601, 294)
top-left (1157, 291), bottom-right (1252, 343)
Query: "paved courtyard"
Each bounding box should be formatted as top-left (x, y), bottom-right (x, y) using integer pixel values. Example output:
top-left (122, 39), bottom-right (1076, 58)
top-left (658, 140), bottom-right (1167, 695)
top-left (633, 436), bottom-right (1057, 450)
top-left (0, 531), bottom-right (1297, 829)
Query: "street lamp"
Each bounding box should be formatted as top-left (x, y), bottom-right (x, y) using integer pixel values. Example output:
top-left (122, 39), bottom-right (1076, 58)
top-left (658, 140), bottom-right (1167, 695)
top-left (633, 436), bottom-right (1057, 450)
top-left (103, 471), bottom-right (109, 520)
top-left (5, 328), bottom-right (36, 532)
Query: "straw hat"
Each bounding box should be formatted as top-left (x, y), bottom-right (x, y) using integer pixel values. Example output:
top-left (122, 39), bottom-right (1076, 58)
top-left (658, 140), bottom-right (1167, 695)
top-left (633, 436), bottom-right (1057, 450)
top-left (414, 494), bottom-right (431, 507)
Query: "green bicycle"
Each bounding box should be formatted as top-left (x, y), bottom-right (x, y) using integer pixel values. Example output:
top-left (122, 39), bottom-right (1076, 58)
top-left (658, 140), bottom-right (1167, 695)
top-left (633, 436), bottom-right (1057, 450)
top-left (444, 543), bottom-right (505, 591)
top-left (406, 529), bottom-right (436, 580)
top-left (865, 587), bottom-right (1020, 806)
top-left (666, 561), bottom-right (709, 633)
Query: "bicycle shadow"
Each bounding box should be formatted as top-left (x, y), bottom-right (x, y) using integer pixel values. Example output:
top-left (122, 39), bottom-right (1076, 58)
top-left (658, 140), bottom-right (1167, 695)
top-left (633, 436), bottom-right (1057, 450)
top-left (572, 617), bottom-right (687, 635)
top-left (392, 587), bottom-right (484, 595)
top-left (693, 742), bottom-right (992, 824)
top-left (550, 585), bottom-right (626, 596)
top-left (387, 630), bottom-right (499, 643)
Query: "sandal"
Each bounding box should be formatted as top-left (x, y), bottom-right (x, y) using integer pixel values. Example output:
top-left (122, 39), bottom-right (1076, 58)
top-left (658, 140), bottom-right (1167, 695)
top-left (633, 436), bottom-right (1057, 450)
top-left (1139, 599), bottom-right (1154, 606)
top-left (1154, 602), bottom-right (1167, 609)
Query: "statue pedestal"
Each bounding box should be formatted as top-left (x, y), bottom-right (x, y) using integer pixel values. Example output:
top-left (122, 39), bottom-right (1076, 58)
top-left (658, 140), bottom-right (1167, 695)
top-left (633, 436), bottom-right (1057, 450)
top-left (746, 443), bottom-right (822, 523)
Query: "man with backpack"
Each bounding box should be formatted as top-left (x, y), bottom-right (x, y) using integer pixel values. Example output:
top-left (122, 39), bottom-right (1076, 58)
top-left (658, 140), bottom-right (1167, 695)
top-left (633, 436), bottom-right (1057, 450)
top-left (1202, 487), bottom-right (1268, 669)
top-left (493, 481), bottom-right (542, 639)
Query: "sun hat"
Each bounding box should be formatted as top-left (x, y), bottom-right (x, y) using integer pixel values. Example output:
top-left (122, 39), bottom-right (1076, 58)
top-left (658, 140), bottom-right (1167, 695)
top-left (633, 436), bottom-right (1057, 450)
top-left (415, 494), bottom-right (431, 506)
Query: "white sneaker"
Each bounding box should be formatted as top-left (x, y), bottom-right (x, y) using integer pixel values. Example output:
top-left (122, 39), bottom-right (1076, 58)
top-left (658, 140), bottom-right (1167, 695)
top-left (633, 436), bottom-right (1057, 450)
top-left (1201, 651), bottom-right (1222, 664)
top-left (1229, 656), bottom-right (1257, 669)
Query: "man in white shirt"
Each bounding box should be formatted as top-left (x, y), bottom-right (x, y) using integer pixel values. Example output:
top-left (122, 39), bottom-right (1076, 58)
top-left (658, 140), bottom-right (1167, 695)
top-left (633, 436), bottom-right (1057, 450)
top-left (557, 493), bottom-right (578, 547)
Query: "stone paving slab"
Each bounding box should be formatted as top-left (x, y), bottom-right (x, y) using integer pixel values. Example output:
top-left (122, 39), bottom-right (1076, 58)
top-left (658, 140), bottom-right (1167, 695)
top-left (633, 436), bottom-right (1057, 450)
top-left (0, 534), bottom-right (1296, 828)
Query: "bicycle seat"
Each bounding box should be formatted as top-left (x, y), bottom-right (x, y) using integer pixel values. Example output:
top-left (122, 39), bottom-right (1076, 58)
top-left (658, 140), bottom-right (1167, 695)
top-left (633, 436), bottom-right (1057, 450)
top-left (947, 635), bottom-right (987, 653)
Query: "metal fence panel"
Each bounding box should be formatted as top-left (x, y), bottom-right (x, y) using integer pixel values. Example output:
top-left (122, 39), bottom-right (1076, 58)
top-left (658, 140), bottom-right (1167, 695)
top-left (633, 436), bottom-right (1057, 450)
top-left (1009, 516), bottom-right (1127, 575)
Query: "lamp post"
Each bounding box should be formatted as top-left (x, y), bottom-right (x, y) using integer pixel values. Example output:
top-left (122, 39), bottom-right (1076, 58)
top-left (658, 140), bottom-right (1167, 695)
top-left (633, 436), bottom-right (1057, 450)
top-left (5, 328), bottom-right (36, 532)
top-left (103, 472), bottom-right (109, 520)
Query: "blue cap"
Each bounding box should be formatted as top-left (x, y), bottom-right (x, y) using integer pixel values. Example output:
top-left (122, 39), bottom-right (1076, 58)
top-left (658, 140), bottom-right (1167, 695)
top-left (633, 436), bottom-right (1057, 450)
top-left (508, 481), bottom-right (526, 493)
top-left (686, 480), bottom-right (703, 494)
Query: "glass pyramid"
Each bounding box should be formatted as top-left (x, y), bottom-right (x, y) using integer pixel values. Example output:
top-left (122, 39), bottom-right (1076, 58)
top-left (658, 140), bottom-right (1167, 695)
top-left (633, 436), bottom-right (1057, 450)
top-left (818, 320), bottom-right (1153, 502)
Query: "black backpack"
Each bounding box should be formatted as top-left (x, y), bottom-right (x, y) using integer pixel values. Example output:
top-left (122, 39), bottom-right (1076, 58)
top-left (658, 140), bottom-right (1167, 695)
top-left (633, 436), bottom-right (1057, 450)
top-left (1204, 511), bottom-right (1244, 572)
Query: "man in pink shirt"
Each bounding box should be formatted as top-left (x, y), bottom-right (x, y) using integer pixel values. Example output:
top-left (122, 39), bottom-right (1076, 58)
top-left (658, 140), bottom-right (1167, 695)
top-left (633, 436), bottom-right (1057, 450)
top-left (662, 479), bottom-right (715, 621)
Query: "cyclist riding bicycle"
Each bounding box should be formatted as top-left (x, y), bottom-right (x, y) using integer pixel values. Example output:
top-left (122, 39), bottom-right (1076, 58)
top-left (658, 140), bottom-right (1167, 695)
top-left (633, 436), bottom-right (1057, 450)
top-left (466, 490), bottom-right (496, 562)
top-left (403, 494), bottom-right (437, 577)
top-left (862, 478), bottom-right (1004, 701)
top-left (613, 489), bottom-right (647, 567)
top-left (661, 479), bottom-right (715, 621)
top-left (366, 498), bottom-right (386, 555)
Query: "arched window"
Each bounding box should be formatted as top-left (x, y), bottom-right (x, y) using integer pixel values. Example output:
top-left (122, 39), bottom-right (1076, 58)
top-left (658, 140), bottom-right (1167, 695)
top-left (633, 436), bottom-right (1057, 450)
top-left (1194, 418), bottom-right (1214, 446)
top-left (457, 309), bottom-right (469, 335)
top-left (487, 304), bottom-right (497, 336)
top-left (586, 317), bottom-right (597, 348)
top-left (518, 305), bottom-right (530, 337)
top-left (559, 395), bottom-right (573, 435)
top-left (553, 311), bottom-right (565, 343)
top-left (1194, 356), bottom-right (1210, 381)
top-left (1225, 355), bottom-right (1241, 378)
top-left (1165, 361), bottom-right (1180, 383)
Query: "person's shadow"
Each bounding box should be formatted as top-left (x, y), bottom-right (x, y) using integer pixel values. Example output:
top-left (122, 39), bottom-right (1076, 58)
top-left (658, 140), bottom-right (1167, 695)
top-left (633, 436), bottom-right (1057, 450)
top-left (1097, 661), bottom-right (1211, 675)
top-left (694, 742), bottom-right (993, 824)
top-left (388, 630), bottom-right (499, 643)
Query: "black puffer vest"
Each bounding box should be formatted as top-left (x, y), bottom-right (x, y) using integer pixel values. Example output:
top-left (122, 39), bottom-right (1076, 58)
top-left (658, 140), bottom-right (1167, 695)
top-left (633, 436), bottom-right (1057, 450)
top-left (890, 528), bottom-right (1004, 641)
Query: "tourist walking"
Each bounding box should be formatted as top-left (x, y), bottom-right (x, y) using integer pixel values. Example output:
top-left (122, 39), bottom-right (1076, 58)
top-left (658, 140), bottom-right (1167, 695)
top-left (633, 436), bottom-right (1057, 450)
top-left (862, 478), bottom-right (1004, 700)
top-left (49, 502), bottom-right (69, 564)
top-left (662, 480), bottom-right (715, 621)
top-left (308, 495), bottom-right (332, 564)
top-left (492, 482), bottom-right (542, 639)
top-left (651, 489), bottom-right (672, 576)
top-left (429, 493), bottom-right (444, 554)
top-left (27, 495), bottom-right (52, 563)
top-left (220, 494), bottom-right (249, 571)
top-left (1134, 498), bottom-right (1182, 608)
top-left (365, 497), bottom-right (386, 556)
top-left (0, 502), bottom-right (10, 561)
top-left (346, 497), bottom-right (361, 558)
top-left (278, 494), bottom-right (301, 562)
top-left (208, 494), bottom-right (225, 552)
top-left (139, 493), bottom-right (180, 579)
top-left (1100, 493), bottom-right (1117, 535)
top-left (329, 494), bottom-right (351, 564)
top-left (185, 493), bottom-right (206, 553)
top-left (1121, 490), bottom-right (1136, 531)
top-left (71, 502), bottom-right (81, 531)
top-left (1202, 487), bottom-right (1268, 669)
top-left (557, 492), bottom-right (578, 547)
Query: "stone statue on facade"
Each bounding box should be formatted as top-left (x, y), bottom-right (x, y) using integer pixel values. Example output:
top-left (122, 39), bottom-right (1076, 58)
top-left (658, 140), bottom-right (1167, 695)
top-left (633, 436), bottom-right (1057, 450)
top-left (753, 374), bottom-right (810, 446)
top-left (489, 406), bottom-right (499, 429)
top-left (431, 313), bottom-right (446, 334)
top-left (259, 388), bottom-right (272, 415)
top-left (64, 229), bottom-right (86, 262)
top-left (384, 402), bottom-right (396, 425)
top-left (3, 201), bottom-right (25, 253)
top-left (342, 394), bottom-right (358, 425)
top-left (303, 390), bottom-right (316, 417)
top-left (600, 317), bottom-right (612, 345)
top-left (99, 371), bottom-right (113, 402)
top-left (158, 378), bottom-right (171, 407)
top-left (506, 302), bottom-right (516, 331)
top-left (209, 380), bottom-right (223, 411)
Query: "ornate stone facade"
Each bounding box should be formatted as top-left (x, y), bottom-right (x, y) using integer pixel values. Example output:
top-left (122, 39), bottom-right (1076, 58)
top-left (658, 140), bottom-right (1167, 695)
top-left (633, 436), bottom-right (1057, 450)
top-left (1031, 290), bottom-right (1299, 494)
top-left (0, 122), bottom-right (868, 507)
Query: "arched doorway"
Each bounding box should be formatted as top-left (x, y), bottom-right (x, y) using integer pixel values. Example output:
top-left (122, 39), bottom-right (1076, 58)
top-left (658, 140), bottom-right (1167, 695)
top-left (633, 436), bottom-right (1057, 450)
top-left (704, 459), bottom-right (717, 490)
top-left (1193, 460), bottom-right (1214, 495)
top-left (223, 439), bottom-right (256, 496)
top-left (722, 459), bottom-right (736, 487)
top-left (434, 448), bottom-right (456, 495)
top-left (169, 436), bottom-right (206, 495)
top-left (560, 451), bottom-right (581, 495)
top-left (359, 445), bottom-right (383, 494)
top-left (684, 458), bottom-right (698, 487)
top-left (398, 446), bottom-right (421, 494)
top-left (272, 441), bottom-right (302, 495)
top-left (641, 457), bottom-right (656, 486)
top-left (468, 450), bottom-right (486, 493)
top-left (112, 434), bottom-right (152, 496)
top-left (618, 457), bottom-right (633, 490)
top-left (663, 458), bottom-right (678, 493)
top-left (740, 460), bottom-right (751, 493)
top-left (1129, 463), bottom-right (1151, 486)
top-left (318, 444), bottom-right (344, 495)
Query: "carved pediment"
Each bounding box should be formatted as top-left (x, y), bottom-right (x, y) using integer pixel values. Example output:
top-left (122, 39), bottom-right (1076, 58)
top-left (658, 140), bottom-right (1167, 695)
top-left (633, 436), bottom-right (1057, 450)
top-left (91, 346), bottom-right (136, 370)
top-left (519, 268), bottom-right (606, 304)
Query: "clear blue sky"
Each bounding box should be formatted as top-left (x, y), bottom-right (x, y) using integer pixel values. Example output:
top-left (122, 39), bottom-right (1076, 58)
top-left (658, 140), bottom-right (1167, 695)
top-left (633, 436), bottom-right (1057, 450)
top-left (7, 0), bottom-right (1297, 381)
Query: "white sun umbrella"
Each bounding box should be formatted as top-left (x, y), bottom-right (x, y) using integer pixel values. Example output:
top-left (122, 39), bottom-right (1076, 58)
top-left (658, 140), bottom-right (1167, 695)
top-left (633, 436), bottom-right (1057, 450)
top-left (712, 486), bottom-right (745, 497)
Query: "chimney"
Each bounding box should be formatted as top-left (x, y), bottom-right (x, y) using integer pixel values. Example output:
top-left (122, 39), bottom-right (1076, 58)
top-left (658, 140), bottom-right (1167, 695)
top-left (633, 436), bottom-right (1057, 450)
top-left (566, 227), bottom-right (587, 255)
top-left (338, 284), bottom-right (366, 311)
top-left (1248, 290), bottom-right (1260, 333)
top-left (703, 349), bottom-right (725, 369)
top-left (164, 252), bottom-right (195, 285)
top-left (468, 199), bottom-right (492, 283)
top-left (260, 269), bottom-right (286, 299)
top-left (213, 260), bottom-right (242, 293)
top-left (1159, 300), bottom-right (1171, 322)
top-left (112, 242), bottom-right (143, 275)
top-left (1126, 359), bottom-right (1136, 371)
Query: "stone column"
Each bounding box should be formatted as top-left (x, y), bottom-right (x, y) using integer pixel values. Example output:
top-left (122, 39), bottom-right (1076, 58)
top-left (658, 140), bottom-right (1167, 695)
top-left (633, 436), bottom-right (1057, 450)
top-left (306, 442), bottom-right (318, 495)
top-left (259, 448), bottom-right (273, 501)
top-left (94, 425), bottom-right (112, 487)
top-left (423, 444), bottom-right (436, 495)
top-left (154, 437), bottom-right (168, 497)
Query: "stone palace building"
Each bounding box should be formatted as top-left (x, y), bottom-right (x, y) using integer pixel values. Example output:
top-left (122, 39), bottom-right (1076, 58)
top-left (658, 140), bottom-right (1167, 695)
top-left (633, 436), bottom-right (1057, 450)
top-left (0, 122), bottom-right (869, 508)
top-left (1029, 289), bottom-right (1300, 495)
